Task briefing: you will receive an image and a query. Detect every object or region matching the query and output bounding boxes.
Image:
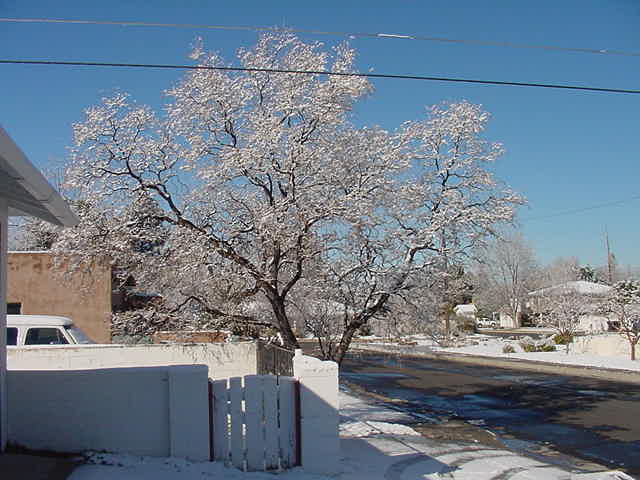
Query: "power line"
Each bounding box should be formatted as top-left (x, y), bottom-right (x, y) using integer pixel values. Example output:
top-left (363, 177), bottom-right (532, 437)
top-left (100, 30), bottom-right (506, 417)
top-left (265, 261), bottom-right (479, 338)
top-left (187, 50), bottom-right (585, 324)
top-left (522, 195), bottom-right (640, 222)
top-left (1, 17), bottom-right (639, 58)
top-left (1, 59), bottom-right (639, 95)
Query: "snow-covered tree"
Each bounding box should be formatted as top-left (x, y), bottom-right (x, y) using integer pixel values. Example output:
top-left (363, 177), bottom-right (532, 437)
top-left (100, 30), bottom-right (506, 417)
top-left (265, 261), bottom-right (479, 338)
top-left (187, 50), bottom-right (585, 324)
top-left (542, 257), bottom-right (581, 285)
top-left (60, 32), bottom-right (523, 363)
top-left (533, 290), bottom-right (591, 353)
top-left (474, 232), bottom-right (540, 327)
top-left (577, 264), bottom-right (598, 283)
top-left (601, 280), bottom-right (640, 360)
top-left (13, 217), bottom-right (59, 251)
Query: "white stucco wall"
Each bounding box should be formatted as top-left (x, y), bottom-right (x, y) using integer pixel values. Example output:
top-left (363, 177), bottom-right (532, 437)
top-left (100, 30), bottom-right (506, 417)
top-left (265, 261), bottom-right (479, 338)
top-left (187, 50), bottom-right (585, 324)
top-left (8, 342), bottom-right (258, 379)
top-left (574, 334), bottom-right (638, 358)
top-left (7, 364), bottom-right (209, 460)
top-left (293, 351), bottom-right (339, 475)
top-left (0, 198), bottom-right (7, 451)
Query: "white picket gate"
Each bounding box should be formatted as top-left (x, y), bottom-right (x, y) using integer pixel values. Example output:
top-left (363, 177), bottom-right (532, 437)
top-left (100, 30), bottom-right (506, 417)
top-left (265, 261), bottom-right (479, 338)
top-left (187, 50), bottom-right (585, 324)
top-left (209, 374), bottom-right (300, 471)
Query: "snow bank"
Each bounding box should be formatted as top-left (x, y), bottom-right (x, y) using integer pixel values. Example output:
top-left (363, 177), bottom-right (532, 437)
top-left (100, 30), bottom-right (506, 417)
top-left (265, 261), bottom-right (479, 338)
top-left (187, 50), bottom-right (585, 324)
top-left (356, 335), bottom-right (640, 373)
top-left (441, 337), bottom-right (640, 372)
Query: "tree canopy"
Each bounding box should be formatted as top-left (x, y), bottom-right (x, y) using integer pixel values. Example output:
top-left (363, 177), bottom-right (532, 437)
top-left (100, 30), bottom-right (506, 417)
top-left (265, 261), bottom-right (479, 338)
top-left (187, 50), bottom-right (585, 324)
top-left (56, 32), bottom-right (524, 363)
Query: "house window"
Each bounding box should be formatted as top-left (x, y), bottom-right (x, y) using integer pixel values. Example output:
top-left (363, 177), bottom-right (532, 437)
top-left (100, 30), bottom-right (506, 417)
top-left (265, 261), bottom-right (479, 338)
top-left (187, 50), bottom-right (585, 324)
top-left (7, 303), bottom-right (21, 314)
top-left (25, 327), bottom-right (69, 345)
top-left (6, 327), bottom-right (18, 346)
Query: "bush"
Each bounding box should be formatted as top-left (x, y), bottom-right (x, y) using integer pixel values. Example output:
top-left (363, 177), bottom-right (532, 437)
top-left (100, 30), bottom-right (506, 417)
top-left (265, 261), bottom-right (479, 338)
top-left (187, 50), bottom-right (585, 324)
top-left (460, 320), bottom-right (477, 333)
top-left (518, 336), bottom-right (536, 352)
top-left (502, 344), bottom-right (516, 353)
top-left (358, 324), bottom-right (373, 336)
top-left (553, 334), bottom-right (573, 345)
top-left (518, 335), bottom-right (556, 352)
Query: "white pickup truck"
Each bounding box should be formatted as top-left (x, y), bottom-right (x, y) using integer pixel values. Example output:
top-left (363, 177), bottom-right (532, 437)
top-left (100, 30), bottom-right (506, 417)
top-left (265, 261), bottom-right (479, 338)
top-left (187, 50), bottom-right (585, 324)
top-left (476, 317), bottom-right (499, 329)
top-left (6, 315), bottom-right (94, 346)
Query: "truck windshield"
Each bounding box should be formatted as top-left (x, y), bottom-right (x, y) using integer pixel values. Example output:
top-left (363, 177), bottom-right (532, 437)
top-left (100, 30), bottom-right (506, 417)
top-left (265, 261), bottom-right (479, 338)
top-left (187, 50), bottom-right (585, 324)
top-left (65, 326), bottom-right (95, 344)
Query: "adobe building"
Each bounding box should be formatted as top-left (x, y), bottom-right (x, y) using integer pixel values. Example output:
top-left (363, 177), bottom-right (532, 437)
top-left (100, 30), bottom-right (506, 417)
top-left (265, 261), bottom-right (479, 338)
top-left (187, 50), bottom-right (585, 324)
top-left (7, 252), bottom-right (112, 343)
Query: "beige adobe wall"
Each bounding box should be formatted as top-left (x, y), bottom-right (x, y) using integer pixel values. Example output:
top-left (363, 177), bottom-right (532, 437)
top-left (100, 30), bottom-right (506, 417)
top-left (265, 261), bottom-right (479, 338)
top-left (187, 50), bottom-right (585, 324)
top-left (7, 252), bottom-right (111, 343)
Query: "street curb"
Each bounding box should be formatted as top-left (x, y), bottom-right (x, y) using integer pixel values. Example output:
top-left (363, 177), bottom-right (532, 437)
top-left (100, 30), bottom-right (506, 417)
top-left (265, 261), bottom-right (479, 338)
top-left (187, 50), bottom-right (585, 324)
top-left (354, 344), bottom-right (640, 384)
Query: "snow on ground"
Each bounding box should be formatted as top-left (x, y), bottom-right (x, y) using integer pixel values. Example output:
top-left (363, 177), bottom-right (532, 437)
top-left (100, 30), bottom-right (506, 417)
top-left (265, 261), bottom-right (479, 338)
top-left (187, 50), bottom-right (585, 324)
top-left (68, 389), bottom-right (635, 480)
top-left (340, 389), bottom-right (420, 437)
top-left (339, 384), bottom-right (418, 438)
top-left (442, 337), bottom-right (640, 372)
top-left (340, 419), bottom-right (421, 438)
top-left (356, 334), bottom-right (640, 373)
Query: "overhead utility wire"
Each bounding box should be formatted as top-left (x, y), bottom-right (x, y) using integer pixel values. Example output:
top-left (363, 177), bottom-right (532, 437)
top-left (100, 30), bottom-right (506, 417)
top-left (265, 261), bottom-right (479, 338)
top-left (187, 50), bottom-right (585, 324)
top-left (1, 17), bottom-right (638, 58)
top-left (1, 59), bottom-right (638, 95)
top-left (522, 195), bottom-right (640, 222)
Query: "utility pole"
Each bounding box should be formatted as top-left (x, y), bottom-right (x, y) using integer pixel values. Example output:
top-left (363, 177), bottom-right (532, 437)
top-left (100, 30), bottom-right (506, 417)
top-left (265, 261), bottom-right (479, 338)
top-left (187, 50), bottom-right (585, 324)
top-left (605, 227), bottom-right (614, 284)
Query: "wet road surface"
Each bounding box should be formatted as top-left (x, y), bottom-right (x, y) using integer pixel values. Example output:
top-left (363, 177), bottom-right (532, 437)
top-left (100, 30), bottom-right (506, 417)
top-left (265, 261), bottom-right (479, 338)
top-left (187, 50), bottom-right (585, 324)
top-left (339, 349), bottom-right (640, 476)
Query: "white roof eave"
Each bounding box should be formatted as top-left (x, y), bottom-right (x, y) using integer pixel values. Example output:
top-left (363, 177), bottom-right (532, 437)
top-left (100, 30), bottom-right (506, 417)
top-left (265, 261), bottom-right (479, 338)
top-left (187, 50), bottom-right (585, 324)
top-left (0, 125), bottom-right (79, 227)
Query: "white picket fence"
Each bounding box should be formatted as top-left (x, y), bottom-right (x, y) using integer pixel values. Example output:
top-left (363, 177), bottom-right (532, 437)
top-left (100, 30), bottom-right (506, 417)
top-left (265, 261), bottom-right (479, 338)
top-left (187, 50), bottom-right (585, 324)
top-left (209, 375), bottom-right (299, 471)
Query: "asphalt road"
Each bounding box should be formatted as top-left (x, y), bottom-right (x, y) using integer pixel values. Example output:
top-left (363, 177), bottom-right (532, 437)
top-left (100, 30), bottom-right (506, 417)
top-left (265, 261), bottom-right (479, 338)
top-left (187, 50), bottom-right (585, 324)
top-left (339, 348), bottom-right (640, 476)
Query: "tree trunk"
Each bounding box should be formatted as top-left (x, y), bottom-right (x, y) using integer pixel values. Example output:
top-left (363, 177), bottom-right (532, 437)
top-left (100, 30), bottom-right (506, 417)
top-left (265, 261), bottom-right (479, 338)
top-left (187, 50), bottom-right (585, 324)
top-left (267, 294), bottom-right (300, 350)
top-left (444, 311), bottom-right (451, 338)
top-left (334, 320), bottom-right (362, 365)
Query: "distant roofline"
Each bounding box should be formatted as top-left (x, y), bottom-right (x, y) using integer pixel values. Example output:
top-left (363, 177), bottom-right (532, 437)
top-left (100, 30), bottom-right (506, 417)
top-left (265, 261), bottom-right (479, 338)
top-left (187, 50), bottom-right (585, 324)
top-left (529, 280), bottom-right (612, 297)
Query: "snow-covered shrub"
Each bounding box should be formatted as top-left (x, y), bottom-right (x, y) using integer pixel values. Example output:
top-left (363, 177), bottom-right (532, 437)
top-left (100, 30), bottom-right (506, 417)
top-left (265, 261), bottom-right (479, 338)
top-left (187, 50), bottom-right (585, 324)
top-left (553, 333), bottom-right (573, 345)
top-left (518, 335), bottom-right (557, 352)
top-left (502, 344), bottom-right (516, 353)
top-left (518, 336), bottom-right (536, 352)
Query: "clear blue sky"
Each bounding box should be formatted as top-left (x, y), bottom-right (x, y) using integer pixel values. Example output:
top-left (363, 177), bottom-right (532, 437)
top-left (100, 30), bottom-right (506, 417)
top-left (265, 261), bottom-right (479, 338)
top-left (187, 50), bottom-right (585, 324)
top-left (1, 0), bottom-right (638, 268)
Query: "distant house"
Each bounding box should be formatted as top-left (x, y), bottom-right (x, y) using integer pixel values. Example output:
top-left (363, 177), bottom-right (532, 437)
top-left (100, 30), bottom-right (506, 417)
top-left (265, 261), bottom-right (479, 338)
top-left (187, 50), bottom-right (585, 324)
top-left (527, 280), bottom-right (613, 332)
top-left (453, 303), bottom-right (478, 319)
top-left (111, 271), bottom-right (163, 314)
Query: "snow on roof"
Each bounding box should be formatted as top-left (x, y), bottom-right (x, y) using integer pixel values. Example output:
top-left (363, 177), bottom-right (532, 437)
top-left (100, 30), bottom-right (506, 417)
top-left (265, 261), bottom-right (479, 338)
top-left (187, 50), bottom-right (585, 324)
top-left (453, 304), bottom-right (477, 314)
top-left (529, 280), bottom-right (612, 297)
